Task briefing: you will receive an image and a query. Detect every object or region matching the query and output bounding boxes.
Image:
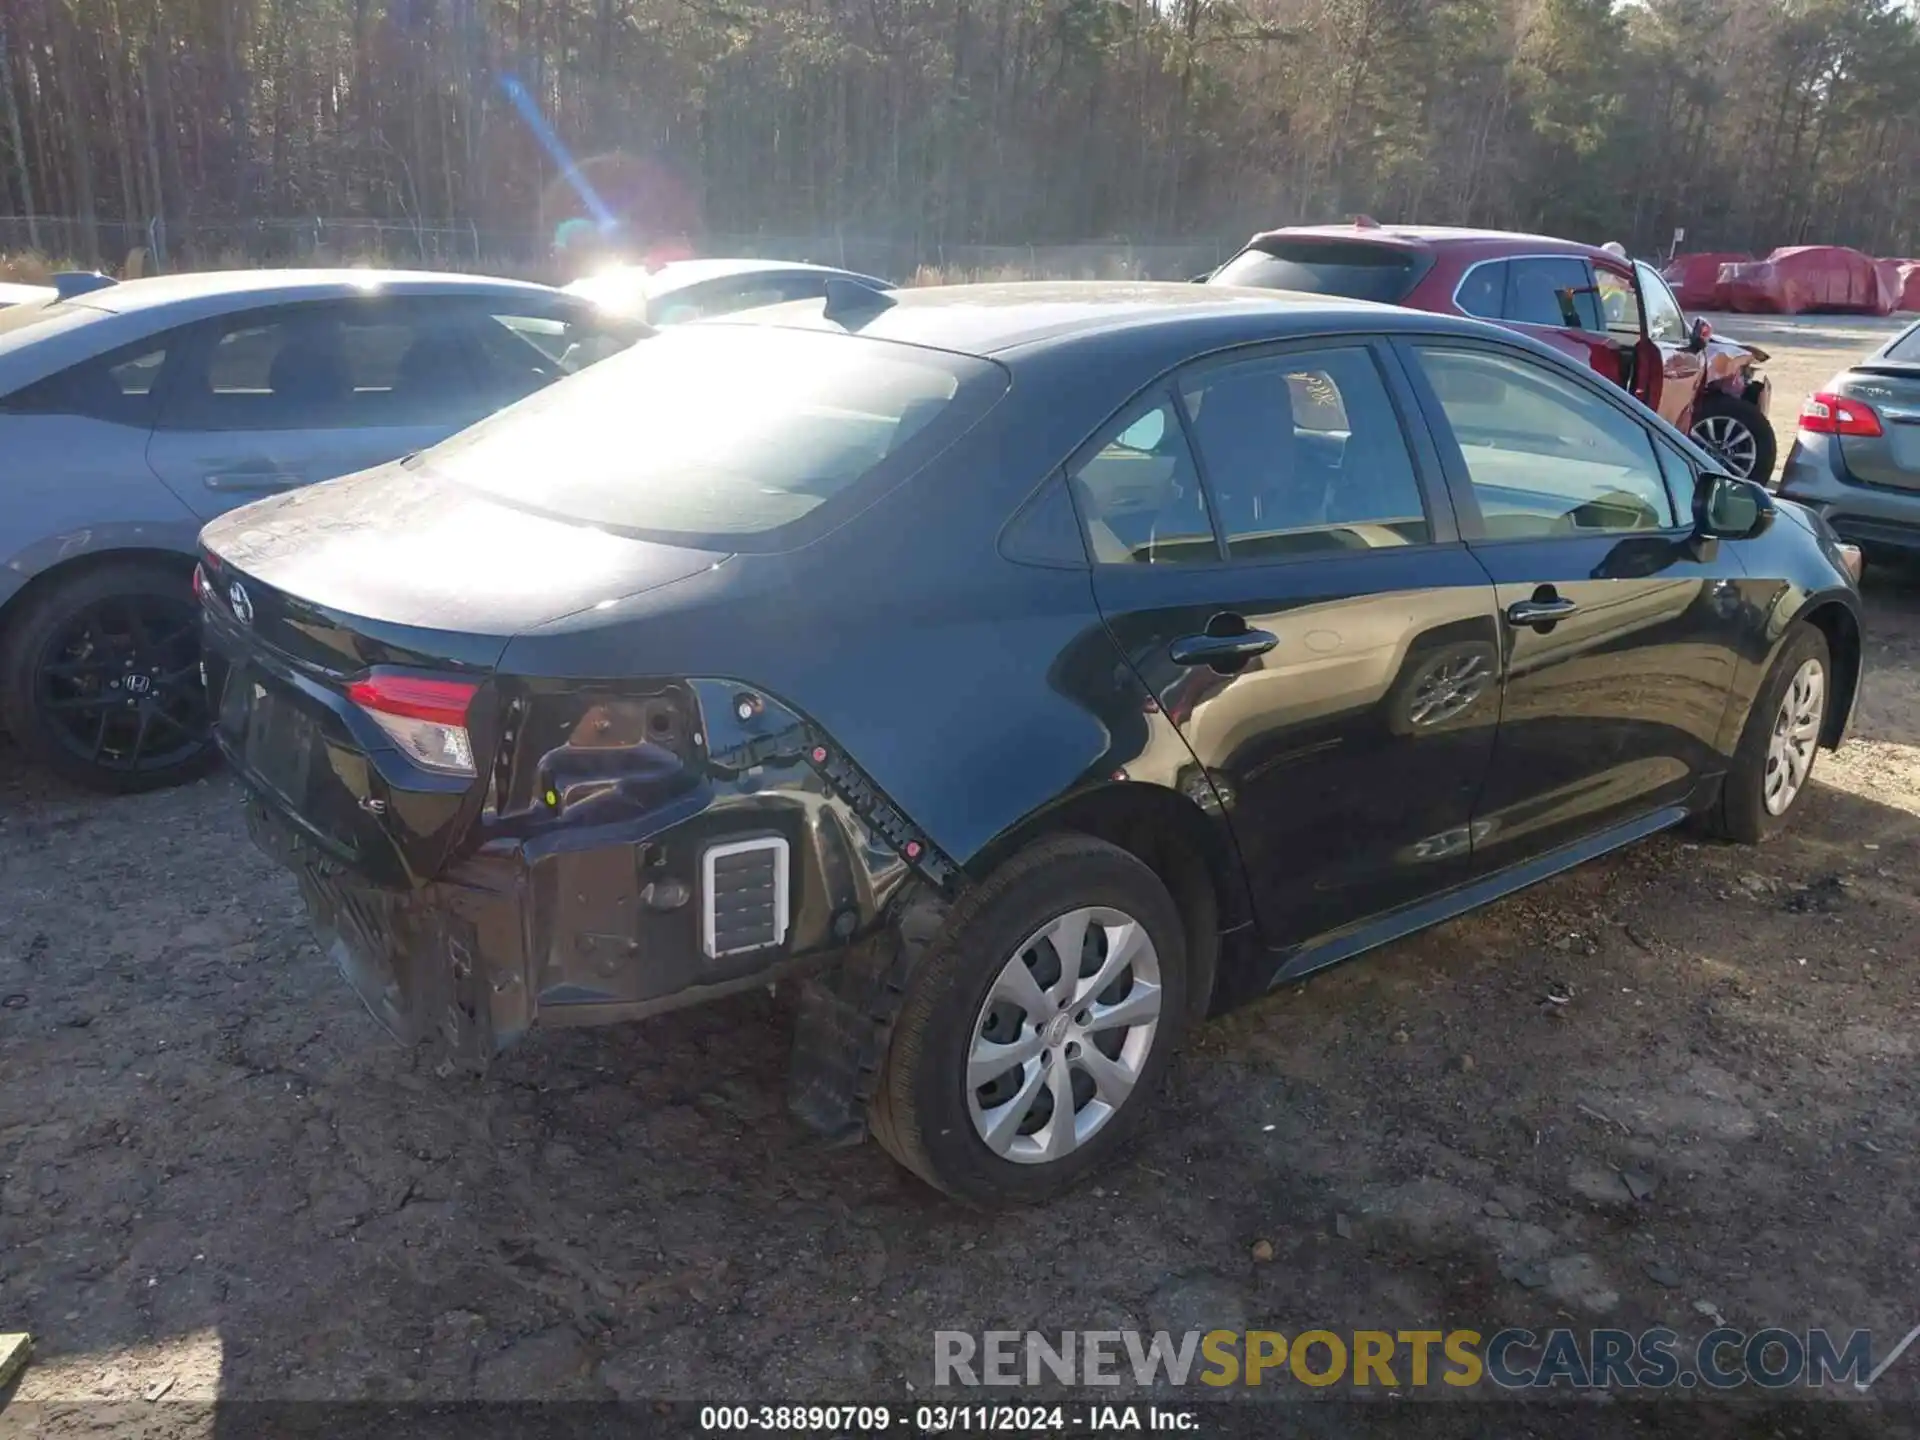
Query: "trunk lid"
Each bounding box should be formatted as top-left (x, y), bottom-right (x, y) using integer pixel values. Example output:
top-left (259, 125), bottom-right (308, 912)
top-left (1835, 367), bottom-right (1920, 493)
top-left (199, 459), bottom-right (728, 885)
top-left (199, 456), bottom-right (727, 650)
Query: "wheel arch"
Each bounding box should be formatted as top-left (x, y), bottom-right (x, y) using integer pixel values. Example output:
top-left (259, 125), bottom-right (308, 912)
top-left (0, 545), bottom-right (196, 658)
top-left (1797, 596), bottom-right (1861, 749)
top-left (965, 779), bottom-right (1254, 1023)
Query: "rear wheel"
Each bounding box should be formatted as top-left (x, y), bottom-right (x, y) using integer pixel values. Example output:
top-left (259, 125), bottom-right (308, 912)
top-left (869, 835), bottom-right (1188, 1206)
top-left (0, 560), bottom-right (215, 794)
top-left (1690, 392), bottom-right (1777, 483)
top-left (1708, 622), bottom-right (1829, 844)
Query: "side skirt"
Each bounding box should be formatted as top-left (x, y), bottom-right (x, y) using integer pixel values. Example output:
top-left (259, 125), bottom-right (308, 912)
top-left (1267, 803), bottom-right (1692, 990)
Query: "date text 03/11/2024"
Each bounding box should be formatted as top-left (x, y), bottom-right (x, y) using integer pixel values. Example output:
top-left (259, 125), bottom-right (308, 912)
top-left (697, 1405), bottom-right (1200, 1432)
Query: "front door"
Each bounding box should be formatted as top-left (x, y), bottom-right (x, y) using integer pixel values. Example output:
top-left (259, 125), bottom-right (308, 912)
top-left (1073, 339), bottom-right (1503, 953)
top-left (1618, 262), bottom-right (1704, 430)
top-left (1398, 338), bottom-right (1748, 873)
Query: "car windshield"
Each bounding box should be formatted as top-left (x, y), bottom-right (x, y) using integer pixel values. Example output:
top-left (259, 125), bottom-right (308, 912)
top-left (1886, 322), bottom-right (1920, 363)
top-left (419, 324), bottom-right (1005, 543)
top-left (1210, 241), bottom-right (1429, 303)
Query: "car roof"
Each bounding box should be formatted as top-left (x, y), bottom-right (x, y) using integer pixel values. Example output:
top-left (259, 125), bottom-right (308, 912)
top-left (0, 268), bottom-right (568, 398)
top-left (644, 258), bottom-right (888, 291)
top-left (1244, 223), bottom-right (1610, 261)
top-left (714, 279), bottom-right (1489, 357)
top-left (0, 281), bottom-right (55, 306)
top-left (71, 267), bottom-right (560, 315)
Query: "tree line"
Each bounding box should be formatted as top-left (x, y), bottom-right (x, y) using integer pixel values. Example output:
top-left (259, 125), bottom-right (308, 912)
top-left (1, 0), bottom-right (1915, 271)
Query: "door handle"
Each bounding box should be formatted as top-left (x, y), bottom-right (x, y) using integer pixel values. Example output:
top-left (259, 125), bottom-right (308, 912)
top-left (1169, 628), bottom-right (1278, 668)
top-left (203, 470), bottom-right (307, 492)
top-left (1506, 596), bottom-right (1579, 628)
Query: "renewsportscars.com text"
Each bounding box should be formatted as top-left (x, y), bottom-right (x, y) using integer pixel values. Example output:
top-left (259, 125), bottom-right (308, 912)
top-left (934, 1326), bottom-right (1893, 1391)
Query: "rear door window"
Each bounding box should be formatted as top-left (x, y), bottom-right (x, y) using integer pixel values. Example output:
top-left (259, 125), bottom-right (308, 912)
top-left (1068, 395), bottom-right (1217, 564)
top-left (1180, 345), bottom-right (1430, 559)
top-left (1455, 262), bottom-right (1508, 319)
top-left (161, 300), bottom-right (553, 431)
top-left (1209, 242), bottom-right (1432, 304)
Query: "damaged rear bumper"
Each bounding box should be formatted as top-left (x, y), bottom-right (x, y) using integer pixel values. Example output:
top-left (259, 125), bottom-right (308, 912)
top-left (241, 679), bottom-right (961, 1069)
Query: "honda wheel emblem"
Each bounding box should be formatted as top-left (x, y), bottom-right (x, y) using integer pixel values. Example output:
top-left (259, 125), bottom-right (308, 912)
top-left (229, 581), bottom-right (254, 626)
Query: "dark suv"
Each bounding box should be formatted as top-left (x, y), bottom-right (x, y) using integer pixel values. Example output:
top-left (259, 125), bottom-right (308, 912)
top-left (1209, 222), bottom-right (1778, 479)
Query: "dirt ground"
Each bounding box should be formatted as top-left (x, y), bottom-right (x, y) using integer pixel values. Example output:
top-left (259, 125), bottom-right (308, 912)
top-left (1, 318), bottom-right (1917, 1424)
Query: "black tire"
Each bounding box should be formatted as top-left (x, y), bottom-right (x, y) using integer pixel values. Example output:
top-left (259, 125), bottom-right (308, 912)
top-left (1690, 392), bottom-right (1778, 484)
top-left (0, 559), bottom-right (216, 794)
top-left (1707, 621), bottom-right (1830, 844)
top-left (869, 834), bottom-right (1189, 1207)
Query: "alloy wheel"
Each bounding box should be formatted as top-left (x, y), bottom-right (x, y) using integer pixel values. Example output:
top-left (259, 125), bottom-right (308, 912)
top-left (1692, 413), bottom-right (1760, 478)
top-left (1762, 658), bottom-right (1824, 816)
top-left (1407, 650), bottom-right (1490, 727)
top-left (966, 905), bottom-right (1162, 1165)
top-left (33, 594), bottom-right (210, 775)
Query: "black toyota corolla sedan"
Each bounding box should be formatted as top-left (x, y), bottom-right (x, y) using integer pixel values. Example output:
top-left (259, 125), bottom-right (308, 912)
top-left (199, 281), bottom-right (1864, 1206)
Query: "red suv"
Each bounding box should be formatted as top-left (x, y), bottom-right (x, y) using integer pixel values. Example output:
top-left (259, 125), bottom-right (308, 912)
top-left (1208, 222), bottom-right (1778, 479)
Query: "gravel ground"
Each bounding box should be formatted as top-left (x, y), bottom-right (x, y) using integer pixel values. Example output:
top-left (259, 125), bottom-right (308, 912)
top-left (1, 321), bottom-right (1917, 1424)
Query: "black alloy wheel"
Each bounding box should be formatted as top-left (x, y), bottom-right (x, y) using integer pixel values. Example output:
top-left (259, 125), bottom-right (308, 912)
top-left (1, 561), bottom-right (217, 793)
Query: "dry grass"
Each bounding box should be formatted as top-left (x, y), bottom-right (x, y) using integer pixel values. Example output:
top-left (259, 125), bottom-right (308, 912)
top-left (0, 250), bottom-right (78, 284)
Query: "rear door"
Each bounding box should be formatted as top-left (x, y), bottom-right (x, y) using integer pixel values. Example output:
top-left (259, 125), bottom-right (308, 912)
top-left (145, 296), bottom-right (629, 521)
top-left (1076, 337), bottom-right (1503, 952)
top-left (1397, 338), bottom-right (1747, 872)
top-left (0, 335), bottom-right (193, 567)
top-left (146, 297), bottom-right (494, 518)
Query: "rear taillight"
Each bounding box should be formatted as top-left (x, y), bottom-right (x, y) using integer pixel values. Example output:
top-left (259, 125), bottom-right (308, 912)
top-left (191, 564), bottom-right (207, 600)
top-left (1800, 391), bottom-right (1884, 437)
top-left (347, 671), bottom-right (479, 776)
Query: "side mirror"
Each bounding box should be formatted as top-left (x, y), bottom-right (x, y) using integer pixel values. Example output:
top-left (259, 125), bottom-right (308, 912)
top-left (1687, 317), bottom-right (1712, 352)
top-left (1694, 472), bottom-right (1774, 542)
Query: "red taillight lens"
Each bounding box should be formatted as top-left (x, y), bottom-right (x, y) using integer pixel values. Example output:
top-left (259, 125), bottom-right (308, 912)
top-left (191, 564), bottom-right (207, 600)
top-left (347, 672), bottom-right (480, 775)
top-left (1800, 391), bottom-right (1884, 438)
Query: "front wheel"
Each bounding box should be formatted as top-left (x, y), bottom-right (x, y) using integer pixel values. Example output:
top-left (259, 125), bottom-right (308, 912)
top-left (1690, 392), bottom-right (1777, 483)
top-left (1707, 621), bottom-right (1830, 844)
top-left (869, 835), bottom-right (1188, 1206)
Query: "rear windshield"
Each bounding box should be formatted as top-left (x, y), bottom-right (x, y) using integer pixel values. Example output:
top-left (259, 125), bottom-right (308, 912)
top-left (419, 324), bottom-right (1007, 545)
top-left (1886, 321), bottom-right (1920, 363)
top-left (1210, 241), bottom-right (1430, 304)
top-left (0, 297), bottom-right (91, 342)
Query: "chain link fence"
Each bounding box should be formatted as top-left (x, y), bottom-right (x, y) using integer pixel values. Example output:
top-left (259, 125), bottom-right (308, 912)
top-left (0, 214), bottom-right (1237, 284)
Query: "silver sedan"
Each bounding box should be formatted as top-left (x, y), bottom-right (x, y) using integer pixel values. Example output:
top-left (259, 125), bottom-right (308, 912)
top-left (0, 268), bottom-right (639, 792)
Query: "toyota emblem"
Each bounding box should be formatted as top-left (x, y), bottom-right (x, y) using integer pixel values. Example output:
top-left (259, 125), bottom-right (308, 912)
top-left (229, 581), bottom-right (254, 626)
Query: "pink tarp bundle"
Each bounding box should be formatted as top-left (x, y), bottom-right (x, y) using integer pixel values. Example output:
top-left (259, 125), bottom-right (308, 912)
top-left (1719, 246), bottom-right (1900, 316)
top-left (1663, 252), bottom-right (1750, 310)
top-left (1895, 261), bottom-right (1920, 313)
